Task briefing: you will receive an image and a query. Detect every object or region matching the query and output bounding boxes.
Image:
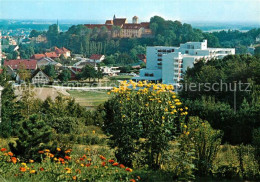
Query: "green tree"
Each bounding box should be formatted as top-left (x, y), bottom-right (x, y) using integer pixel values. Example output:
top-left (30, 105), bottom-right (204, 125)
top-left (9, 114), bottom-right (54, 161)
top-left (43, 64), bottom-right (56, 78)
top-left (58, 69), bottom-right (71, 82)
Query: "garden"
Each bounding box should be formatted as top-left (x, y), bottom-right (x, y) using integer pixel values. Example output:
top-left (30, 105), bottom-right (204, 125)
top-left (0, 54), bottom-right (260, 181)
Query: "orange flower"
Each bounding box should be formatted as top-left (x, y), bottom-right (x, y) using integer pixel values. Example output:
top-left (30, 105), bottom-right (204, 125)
top-left (11, 157), bottom-right (17, 164)
top-left (126, 168), bottom-right (133, 172)
top-left (99, 155), bottom-right (106, 160)
top-left (108, 159), bottom-right (115, 163)
top-left (0, 148), bottom-right (7, 152)
top-left (38, 151), bottom-right (44, 154)
top-left (56, 148), bottom-right (61, 152)
top-left (72, 176), bottom-right (77, 180)
top-left (39, 167), bottom-right (44, 171)
top-left (130, 179), bottom-right (136, 182)
top-left (44, 149), bottom-right (50, 153)
top-left (119, 164), bottom-right (125, 168)
top-left (79, 157), bottom-right (84, 161)
top-left (112, 162), bottom-right (119, 166)
top-left (49, 154), bottom-right (54, 158)
top-left (20, 167), bottom-right (26, 172)
top-left (82, 154), bottom-right (87, 159)
top-left (101, 162), bottom-right (106, 167)
top-left (8, 152), bottom-right (13, 156)
top-left (59, 158), bottom-right (64, 162)
top-left (64, 156), bottom-right (71, 160)
top-left (65, 149), bottom-right (72, 154)
top-left (137, 176), bottom-right (141, 180)
top-left (30, 170), bottom-right (36, 174)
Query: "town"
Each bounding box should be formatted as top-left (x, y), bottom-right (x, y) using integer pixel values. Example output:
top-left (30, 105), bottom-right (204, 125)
top-left (0, 0), bottom-right (260, 181)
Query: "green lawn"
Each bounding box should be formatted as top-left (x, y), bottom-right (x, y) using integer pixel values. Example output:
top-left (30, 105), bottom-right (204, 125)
top-left (68, 90), bottom-right (111, 109)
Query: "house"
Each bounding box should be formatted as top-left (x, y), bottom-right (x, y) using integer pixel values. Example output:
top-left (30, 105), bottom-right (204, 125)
top-left (36, 35), bottom-right (47, 43)
top-left (37, 57), bottom-right (62, 69)
top-left (89, 54), bottom-right (105, 63)
top-left (73, 58), bottom-right (90, 66)
top-left (54, 47), bottom-right (71, 58)
top-left (44, 52), bottom-right (59, 59)
top-left (132, 40), bottom-right (235, 86)
top-left (4, 59), bottom-right (37, 71)
top-left (31, 69), bottom-right (50, 84)
top-left (31, 54), bottom-right (46, 60)
top-left (100, 66), bottom-right (120, 76)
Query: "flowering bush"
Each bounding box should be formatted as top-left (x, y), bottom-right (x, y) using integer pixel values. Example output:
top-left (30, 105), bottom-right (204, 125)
top-left (104, 81), bottom-right (188, 169)
top-left (0, 147), bottom-right (140, 181)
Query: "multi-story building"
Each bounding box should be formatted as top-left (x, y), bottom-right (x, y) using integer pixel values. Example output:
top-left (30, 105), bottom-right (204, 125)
top-left (132, 40), bottom-right (235, 85)
top-left (85, 15), bottom-right (153, 38)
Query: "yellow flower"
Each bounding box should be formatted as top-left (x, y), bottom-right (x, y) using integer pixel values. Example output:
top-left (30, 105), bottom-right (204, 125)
top-left (164, 108), bottom-right (168, 112)
top-left (107, 92), bottom-right (111, 95)
top-left (29, 160), bottom-right (34, 163)
top-left (81, 163), bottom-right (84, 167)
top-left (184, 125), bottom-right (187, 128)
top-left (162, 116), bottom-right (165, 120)
top-left (30, 170), bottom-right (36, 174)
top-left (92, 130), bottom-right (96, 134)
top-left (186, 131), bottom-right (190, 136)
top-left (21, 163), bottom-right (27, 166)
top-left (57, 148), bottom-right (61, 151)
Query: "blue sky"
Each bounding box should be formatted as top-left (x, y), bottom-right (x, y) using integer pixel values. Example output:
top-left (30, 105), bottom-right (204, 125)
top-left (0, 0), bottom-right (260, 23)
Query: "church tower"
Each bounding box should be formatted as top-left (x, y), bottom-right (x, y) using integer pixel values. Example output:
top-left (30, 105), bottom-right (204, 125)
top-left (57, 19), bottom-right (60, 32)
top-left (113, 14), bottom-right (116, 20)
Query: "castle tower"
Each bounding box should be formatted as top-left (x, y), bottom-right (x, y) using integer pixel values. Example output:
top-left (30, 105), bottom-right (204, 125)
top-left (132, 16), bottom-right (138, 24)
top-left (113, 15), bottom-right (116, 20)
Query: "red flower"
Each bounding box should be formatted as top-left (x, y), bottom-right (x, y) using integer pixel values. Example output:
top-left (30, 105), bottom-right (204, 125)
top-left (79, 157), bottom-right (84, 161)
top-left (130, 179), bottom-right (136, 182)
top-left (99, 155), bottom-right (106, 160)
top-left (0, 148), bottom-right (7, 152)
top-left (108, 159), bottom-right (115, 163)
top-left (126, 168), bottom-right (133, 172)
top-left (112, 162), bottom-right (119, 166)
top-left (8, 152), bottom-right (13, 156)
top-left (86, 163), bottom-right (91, 167)
top-left (39, 167), bottom-right (44, 171)
top-left (20, 167), bottom-right (26, 172)
top-left (64, 156), bottom-right (71, 160)
top-left (101, 162), bottom-right (106, 167)
top-left (119, 164), bottom-right (125, 168)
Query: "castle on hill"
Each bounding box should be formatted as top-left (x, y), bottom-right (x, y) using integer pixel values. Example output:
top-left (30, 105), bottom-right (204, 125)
top-left (85, 15), bottom-right (153, 38)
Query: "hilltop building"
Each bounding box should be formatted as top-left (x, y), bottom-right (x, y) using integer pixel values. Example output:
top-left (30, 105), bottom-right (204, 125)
top-left (132, 40), bottom-right (235, 86)
top-left (85, 15), bottom-right (153, 38)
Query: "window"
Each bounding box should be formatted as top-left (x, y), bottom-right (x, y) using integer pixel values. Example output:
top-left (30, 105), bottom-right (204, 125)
top-left (158, 58), bottom-right (162, 61)
top-left (185, 50), bottom-right (189, 54)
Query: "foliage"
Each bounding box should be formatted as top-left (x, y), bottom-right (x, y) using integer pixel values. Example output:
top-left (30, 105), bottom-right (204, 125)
top-left (104, 80), bottom-right (187, 169)
top-left (9, 114), bottom-right (54, 161)
top-left (58, 68), bottom-right (71, 82)
top-left (187, 117), bottom-right (223, 176)
top-left (43, 64), bottom-right (56, 79)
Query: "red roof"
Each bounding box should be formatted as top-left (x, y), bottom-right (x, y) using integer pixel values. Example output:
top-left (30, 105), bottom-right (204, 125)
top-left (31, 54), bottom-right (45, 60)
top-left (140, 22), bottom-right (150, 29)
top-left (85, 24), bottom-right (113, 30)
top-left (54, 47), bottom-right (70, 54)
top-left (105, 20), bottom-right (113, 25)
top-left (90, 54), bottom-right (104, 60)
top-left (4, 59), bottom-right (37, 70)
top-left (113, 18), bottom-right (127, 27)
top-left (45, 52), bottom-right (59, 58)
top-left (123, 23), bottom-right (141, 30)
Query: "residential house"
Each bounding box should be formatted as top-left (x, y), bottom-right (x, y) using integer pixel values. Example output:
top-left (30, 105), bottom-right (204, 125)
top-left (89, 54), bottom-right (105, 63)
top-left (54, 47), bottom-right (71, 58)
top-left (4, 59), bottom-right (37, 72)
top-left (100, 66), bottom-right (120, 76)
top-left (31, 69), bottom-right (50, 84)
top-left (37, 57), bottom-right (62, 70)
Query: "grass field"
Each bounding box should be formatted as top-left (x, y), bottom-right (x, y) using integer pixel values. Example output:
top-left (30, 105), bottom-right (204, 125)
top-left (68, 90), bottom-right (111, 109)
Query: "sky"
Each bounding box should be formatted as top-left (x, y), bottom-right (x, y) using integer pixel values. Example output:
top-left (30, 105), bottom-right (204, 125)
top-left (0, 0), bottom-right (260, 23)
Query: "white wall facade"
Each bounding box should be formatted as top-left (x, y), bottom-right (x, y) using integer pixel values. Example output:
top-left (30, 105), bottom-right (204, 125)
top-left (132, 40), bottom-right (235, 85)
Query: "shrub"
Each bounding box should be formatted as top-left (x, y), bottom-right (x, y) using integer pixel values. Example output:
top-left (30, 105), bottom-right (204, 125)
top-left (188, 117), bottom-right (223, 176)
top-left (9, 114), bottom-right (55, 161)
top-left (104, 81), bottom-right (187, 169)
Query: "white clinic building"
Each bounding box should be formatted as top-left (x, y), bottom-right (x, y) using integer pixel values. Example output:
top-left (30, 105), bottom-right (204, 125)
top-left (132, 40), bottom-right (235, 85)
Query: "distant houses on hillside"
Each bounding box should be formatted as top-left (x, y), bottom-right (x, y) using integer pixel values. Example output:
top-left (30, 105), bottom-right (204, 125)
top-left (31, 47), bottom-right (71, 60)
